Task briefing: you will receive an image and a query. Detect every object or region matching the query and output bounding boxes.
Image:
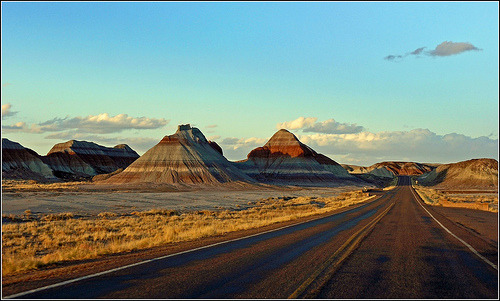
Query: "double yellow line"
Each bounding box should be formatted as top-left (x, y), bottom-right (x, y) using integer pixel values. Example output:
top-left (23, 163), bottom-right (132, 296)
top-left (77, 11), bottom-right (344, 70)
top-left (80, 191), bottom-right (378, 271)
top-left (288, 201), bottom-right (395, 299)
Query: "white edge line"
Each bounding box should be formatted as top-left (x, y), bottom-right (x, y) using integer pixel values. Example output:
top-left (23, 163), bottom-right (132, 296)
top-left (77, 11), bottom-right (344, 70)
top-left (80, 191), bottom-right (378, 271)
top-left (410, 185), bottom-right (498, 271)
top-left (4, 194), bottom-right (378, 299)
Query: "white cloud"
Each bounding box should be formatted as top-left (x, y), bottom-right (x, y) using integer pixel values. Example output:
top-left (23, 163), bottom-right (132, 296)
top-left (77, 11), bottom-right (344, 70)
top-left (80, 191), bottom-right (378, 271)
top-left (2, 122), bottom-right (42, 133)
top-left (206, 124), bottom-right (218, 128)
top-left (385, 41), bottom-right (481, 61)
top-left (44, 131), bottom-right (159, 155)
top-left (207, 135), bottom-right (221, 141)
top-left (2, 113), bottom-right (169, 134)
top-left (221, 137), bottom-right (240, 145)
top-left (219, 136), bottom-right (268, 161)
top-left (303, 118), bottom-right (364, 134)
top-left (277, 117), bottom-right (364, 134)
top-left (429, 41), bottom-right (481, 56)
top-left (1, 103), bottom-right (17, 119)
top-left (217, 125), bottom-right (498, 165)
top-left (220, 137), bottom-right (267, 150)
top-left (410, 47), bottom-right (426, 55)
top-left (298, 129), bottom-right (498, 165)
top-left (276, 117), bottom-right (317, 130)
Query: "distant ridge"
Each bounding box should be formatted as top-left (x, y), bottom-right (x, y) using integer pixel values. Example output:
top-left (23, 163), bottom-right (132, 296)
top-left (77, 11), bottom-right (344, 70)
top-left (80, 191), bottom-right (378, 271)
top-left (43, 140), bottom-right (139, 180)
top-left (236, 129), bottom-right (362, 186)
top-left (101, 124), bottom-right (255, 184)
top-left (342, 161), bottom-right (437, 177)
top-left (2, 138), bottom-right (57, 182)
top-left (417, 158), bottom-right (498, 189)
top-left (2, 138), bottom-right (139, 182)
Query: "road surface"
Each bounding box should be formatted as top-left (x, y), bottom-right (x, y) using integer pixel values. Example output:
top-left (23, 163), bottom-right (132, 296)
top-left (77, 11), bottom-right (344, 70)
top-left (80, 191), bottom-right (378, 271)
top-left (6, 176), bottom-right (498, 299)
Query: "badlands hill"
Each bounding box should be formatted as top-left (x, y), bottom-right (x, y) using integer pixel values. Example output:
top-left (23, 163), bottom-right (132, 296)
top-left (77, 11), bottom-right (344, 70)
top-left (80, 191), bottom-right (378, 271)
top-left (2, 138), bottom-right (139, 182)
top-left (342, 161), bottom-right (436, 177)
top-left (43, 140), bottom-right (139, 180)
top-left (2, 138), bottom-right (57, 182)
top-left (236, 129), bottom-right (362, 186)
top-left (417, 158), bottom-right (498, 190)
top-left (102, 124), bottom-right (255, 185)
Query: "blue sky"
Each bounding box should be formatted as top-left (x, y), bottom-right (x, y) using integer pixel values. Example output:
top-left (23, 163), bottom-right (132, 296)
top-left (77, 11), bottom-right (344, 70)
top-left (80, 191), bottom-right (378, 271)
top-left (2, 2), bottom-right (498, 165)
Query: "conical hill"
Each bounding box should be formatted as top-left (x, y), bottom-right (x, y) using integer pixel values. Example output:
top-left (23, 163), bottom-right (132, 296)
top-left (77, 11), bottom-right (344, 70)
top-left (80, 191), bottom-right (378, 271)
top-left (236, 129), bottom-right (360, 186)
top-left (103, 124), bottom-right (255, 184)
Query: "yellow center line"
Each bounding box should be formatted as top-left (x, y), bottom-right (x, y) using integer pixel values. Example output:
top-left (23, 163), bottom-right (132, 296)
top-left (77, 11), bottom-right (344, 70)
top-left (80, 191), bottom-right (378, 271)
top-left (288, 200), bottom-right (395, 299)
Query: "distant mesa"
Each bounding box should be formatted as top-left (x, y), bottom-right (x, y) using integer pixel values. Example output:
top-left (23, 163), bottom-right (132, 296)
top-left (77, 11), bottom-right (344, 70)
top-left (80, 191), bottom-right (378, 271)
top-left (4, 129), bottom-right (498, 190)
top-left (236, 129), bottom-right (362, 186)
top-left (2, 138), bottom-right (57, 182)
top-left (2, 138), bottom-right (139, 182)
top-left (417, 158), bottom-right (498, 190)
top-left (342, 161), bottom-right (437, 178)
top-left (43, 140), bottom-right (139, 181)
top-left (101, 124), bottom-right (255, 184)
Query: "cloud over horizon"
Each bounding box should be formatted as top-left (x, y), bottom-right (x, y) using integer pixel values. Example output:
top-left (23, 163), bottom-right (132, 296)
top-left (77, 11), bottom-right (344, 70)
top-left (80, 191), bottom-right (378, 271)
top-left (44, 131), bottom-right (160, 155)
top-left (2, 113), bottom-right (169, 134)
top-left (219, 117), bottom-right (498, 165)
top-left (428, 41), bottom-right (481, 56)
top-left (385, 41), bottom-right (481, 61)
top-left (276, 117), bottom-right (317, 130)
top-left (277, 117), bottom-right (364, 134)
top-left (1, 103), bottom-right (17, 119)
top-left (298, 129), bottom-right (497, 165)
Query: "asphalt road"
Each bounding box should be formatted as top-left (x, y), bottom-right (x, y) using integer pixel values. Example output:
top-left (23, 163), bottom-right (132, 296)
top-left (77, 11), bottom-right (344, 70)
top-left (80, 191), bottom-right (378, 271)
top-left (315, 176), bottom-right (498, 299)
top-left (8, 176), bottom-right (498, 299)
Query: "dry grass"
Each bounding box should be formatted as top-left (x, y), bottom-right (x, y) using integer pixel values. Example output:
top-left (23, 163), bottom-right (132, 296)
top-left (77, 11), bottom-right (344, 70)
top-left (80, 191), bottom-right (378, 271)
top-left (1, 179), bottom-right (85, 192)
top-left (2, 190), bottom-right (372, 276)
top-left (414, 186), bottom-right (498, 212)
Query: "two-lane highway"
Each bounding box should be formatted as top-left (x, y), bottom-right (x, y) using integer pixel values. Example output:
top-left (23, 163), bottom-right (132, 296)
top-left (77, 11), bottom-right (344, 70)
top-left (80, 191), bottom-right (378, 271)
top-left (314, 176), bottom-right (498, 299)
top-left (6, 176), bottom-right (498, 299)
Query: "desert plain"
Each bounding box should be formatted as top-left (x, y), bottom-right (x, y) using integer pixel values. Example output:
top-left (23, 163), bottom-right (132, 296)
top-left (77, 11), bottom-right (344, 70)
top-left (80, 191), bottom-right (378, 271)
top-left (1, 126), bottom-right (498, 298)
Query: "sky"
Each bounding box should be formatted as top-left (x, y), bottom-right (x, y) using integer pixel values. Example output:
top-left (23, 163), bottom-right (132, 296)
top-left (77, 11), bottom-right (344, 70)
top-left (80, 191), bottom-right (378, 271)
top-left (1, 1), bottom-right (498, 166)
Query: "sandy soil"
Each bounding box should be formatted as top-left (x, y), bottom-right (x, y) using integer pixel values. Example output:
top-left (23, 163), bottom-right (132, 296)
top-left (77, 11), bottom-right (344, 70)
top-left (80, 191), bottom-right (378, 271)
top-left (1, 182), bottom-right (362, 216)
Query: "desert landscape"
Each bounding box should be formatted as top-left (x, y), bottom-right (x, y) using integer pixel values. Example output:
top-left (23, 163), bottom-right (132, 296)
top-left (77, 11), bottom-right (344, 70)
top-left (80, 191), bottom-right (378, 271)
top-left (2, 124), bottom-right (498, 298)
top-left (2, 2), bottom-right (498, 299)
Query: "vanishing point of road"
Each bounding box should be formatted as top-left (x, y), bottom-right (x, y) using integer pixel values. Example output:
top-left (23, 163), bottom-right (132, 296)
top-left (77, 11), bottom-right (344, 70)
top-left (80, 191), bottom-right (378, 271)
top-left (6, 176), bottom-right (498, 299)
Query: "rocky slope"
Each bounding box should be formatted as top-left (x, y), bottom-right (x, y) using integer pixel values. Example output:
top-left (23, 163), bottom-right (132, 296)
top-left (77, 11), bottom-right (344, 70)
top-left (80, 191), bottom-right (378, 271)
top-left (42, 140), bottom-right (139, 180)
top-left (2, 138), bottom-right (57, 182)
top-left (342, 161), bottom-right (437, 178)
top-left (417, 158), bottom-right (498, 189)
top-left (101, 124), bottom-right (255, 184)
top-left (236, 129), bottom-right (362, 186)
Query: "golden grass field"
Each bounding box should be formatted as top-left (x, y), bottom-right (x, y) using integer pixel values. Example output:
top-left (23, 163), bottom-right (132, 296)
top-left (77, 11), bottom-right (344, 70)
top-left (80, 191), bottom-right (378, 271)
top-left (413, 186), bottom-right (498, 212)
top-left (2, 190), bottom-right (373, 276)
top-left (1, 180), bottom-right (86, 192)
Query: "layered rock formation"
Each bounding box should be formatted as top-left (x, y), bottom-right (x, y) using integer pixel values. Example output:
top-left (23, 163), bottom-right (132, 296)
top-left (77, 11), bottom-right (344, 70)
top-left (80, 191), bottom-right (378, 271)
top-left (417, 158), bottom-right (498, 189)
top-left (2, 138), bottom-right (57, 182)
top-left (341, 164), bottom-right (370, 174)
top-left (42, 140), bottom-right (139, 180)
top-left (343, 161), bottom-right (436, 178)
top-left (236, 129), bottom-right (360, 186)
top-left (371, 161), bottom-right (435, 176)
top-left (102, 124), bottom-right (255, 184)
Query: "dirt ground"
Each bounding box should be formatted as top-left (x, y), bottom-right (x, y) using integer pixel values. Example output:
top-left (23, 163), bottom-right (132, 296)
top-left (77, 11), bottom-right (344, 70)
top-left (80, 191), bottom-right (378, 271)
top-left (1, 181), bottom-right (363, 216)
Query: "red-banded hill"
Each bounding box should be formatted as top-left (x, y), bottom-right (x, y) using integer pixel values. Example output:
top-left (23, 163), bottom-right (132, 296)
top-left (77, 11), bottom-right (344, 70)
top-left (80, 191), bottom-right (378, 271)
top-left (236, 129), bottom-right (362, 186)
top-left (101, 124), bottom-right (255, 185)
top-left (2, 138), bottom-right (57, 182)
top-left (42, 140), bottom-right (139, 180)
